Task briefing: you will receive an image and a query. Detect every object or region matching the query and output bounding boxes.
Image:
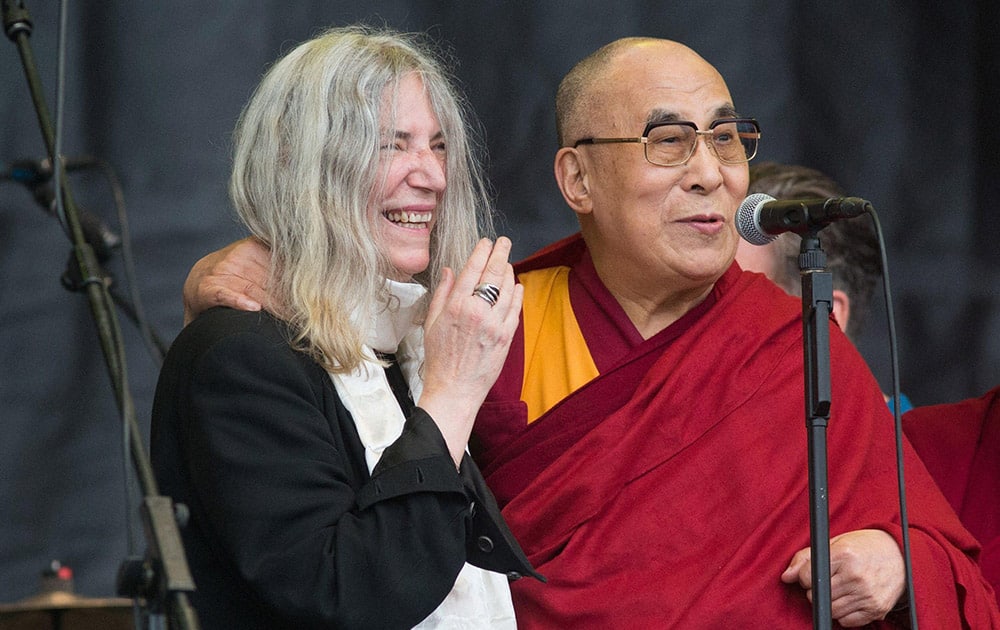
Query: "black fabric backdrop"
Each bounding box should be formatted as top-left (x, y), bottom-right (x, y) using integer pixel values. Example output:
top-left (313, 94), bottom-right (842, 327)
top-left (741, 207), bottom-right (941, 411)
top-left (1, 1), bottom-right (997, 603)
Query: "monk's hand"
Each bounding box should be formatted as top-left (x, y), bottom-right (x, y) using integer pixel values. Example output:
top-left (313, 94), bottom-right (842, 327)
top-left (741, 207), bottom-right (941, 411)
top-left (781, 529), bottom-right (905, 627)
top-left (183, 237), bottom-right (271, 325)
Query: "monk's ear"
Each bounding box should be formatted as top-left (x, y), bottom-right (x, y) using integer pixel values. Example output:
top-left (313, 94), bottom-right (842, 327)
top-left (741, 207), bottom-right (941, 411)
top-left (554, 147), bottom-right (592, 215)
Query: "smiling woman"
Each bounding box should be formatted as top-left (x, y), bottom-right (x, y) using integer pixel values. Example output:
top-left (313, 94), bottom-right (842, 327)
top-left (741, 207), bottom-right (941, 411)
top-left (150, 25), bottom-right (538, 630)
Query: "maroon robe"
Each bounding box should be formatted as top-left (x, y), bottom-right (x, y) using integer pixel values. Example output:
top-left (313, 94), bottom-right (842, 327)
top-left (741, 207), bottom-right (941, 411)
top-left (903, 386), bottom-right (1000, 604)
top-left (474, 233), bottom-right (1000, 628)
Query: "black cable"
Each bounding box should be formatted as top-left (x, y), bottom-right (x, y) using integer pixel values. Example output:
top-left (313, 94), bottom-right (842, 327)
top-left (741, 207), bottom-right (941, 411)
top-left (868, 208), bottom-right (918, 628)
top-left (94, 156), bottom-right (167, 364)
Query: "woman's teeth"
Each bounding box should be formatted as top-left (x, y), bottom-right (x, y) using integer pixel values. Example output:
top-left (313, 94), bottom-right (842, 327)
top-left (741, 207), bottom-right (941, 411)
top-left (385, 210), bottom-right (431, 228)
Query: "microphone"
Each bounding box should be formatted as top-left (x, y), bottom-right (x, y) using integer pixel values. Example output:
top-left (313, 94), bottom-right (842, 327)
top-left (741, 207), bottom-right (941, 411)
top-left (2, 155), bottom-right (120, 261)
top-left (736, 193), bottom-right (873, 246)
top-left (1, 156), bottom-right (98, 184)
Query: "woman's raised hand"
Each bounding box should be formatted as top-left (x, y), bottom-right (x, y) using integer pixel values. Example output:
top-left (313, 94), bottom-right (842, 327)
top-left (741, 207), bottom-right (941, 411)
top-left (419, 237), bottom-right (523, 464)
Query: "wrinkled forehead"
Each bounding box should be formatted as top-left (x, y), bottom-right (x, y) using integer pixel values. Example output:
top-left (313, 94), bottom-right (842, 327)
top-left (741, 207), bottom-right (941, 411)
top-left (596, 43), bottom-right (736, 131)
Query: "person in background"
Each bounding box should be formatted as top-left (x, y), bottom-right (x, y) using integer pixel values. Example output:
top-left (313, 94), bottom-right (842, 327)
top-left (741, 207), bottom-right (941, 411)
top-left (182, 36), bottom-right (1000, 627)
top-left (152, 26), bottom-right (539, 630)
top-left (735, 160), bottom-right (912, 413)
top-left (902, 385), bottom-right (1000, 605)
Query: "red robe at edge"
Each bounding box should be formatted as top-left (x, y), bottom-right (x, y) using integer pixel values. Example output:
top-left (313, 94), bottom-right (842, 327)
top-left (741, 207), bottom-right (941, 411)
top-left (903, 385), bottom-right (1000, 606)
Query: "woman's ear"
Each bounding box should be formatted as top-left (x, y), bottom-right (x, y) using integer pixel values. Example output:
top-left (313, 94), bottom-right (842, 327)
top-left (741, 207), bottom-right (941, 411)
top-left (554, 147), bottom-right (592, 215)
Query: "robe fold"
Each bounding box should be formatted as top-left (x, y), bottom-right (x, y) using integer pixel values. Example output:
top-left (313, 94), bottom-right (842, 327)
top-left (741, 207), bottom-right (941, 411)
top-left (474, 233), bottom-right (1000, 628)
top-left (903, 386), bottom-right (1000, 604)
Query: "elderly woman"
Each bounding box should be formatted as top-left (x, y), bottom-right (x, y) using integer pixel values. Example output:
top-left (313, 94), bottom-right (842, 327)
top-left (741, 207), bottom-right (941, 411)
top-left (151, 26), bottom-right (539, 629)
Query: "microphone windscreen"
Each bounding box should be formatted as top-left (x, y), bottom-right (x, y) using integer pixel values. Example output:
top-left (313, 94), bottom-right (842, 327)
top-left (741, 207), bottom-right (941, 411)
top-left (736, 193), bottom-right (778, 246)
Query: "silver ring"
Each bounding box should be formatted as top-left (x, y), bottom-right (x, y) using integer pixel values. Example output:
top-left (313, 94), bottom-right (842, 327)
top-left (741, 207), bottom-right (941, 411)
top-left (472, 282), bottom-right (500, 307)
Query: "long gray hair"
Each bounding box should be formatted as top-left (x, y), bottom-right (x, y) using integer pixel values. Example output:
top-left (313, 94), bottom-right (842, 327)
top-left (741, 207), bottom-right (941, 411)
top-left (230, 25), bottom-right (494, 373)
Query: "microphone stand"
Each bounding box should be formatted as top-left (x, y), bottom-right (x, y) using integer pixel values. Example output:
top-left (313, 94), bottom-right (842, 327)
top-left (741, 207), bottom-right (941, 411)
top-left (25, 179), bottom-right (171, 363)
top-left (799, 232), bottom-right (833, 629)
top-left (2, 3), bottom-right (198, 628)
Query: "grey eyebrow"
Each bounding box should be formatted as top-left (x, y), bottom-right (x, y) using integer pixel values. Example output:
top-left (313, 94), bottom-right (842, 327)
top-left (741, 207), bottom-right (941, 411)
top-left (645, 109), bottom-right (682, 125)
top-left (712, 105), bottom-right (741, 119)
top-left (644, 105), bottom-right (742, 126)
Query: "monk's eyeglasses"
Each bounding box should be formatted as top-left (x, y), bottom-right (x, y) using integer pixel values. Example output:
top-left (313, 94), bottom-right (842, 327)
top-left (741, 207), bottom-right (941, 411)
top-left (573, 118), bottom-right (761, 167)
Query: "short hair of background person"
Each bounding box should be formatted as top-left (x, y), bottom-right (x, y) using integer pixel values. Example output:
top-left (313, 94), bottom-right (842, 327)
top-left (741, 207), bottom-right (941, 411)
top-left (743, 161), bottom-right (881, 342)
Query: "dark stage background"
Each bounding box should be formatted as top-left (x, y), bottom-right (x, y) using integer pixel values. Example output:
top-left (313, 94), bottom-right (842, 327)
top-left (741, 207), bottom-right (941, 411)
top-left (1, 1), bottom-right (998, 603)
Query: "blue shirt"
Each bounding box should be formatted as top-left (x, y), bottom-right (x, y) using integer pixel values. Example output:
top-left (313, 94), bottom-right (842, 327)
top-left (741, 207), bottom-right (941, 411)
top-left (887, 393), bottom-right (914, 415)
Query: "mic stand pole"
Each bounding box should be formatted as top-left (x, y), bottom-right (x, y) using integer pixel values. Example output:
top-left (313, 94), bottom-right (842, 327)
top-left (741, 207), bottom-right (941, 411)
top-left (799, 232), bottom-right (833, 629)
top-left (2, 3), bottom-right (199, 628)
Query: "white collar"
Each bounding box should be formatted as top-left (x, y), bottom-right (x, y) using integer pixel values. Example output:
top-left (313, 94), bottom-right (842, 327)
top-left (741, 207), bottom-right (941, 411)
top-left (368, 279), bottom-right (428, 354)
top-left (331, 279), bottom-right (428, 472)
